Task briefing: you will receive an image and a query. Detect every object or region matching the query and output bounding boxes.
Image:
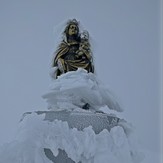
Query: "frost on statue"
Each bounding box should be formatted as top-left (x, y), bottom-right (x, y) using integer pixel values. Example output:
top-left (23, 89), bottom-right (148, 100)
top-left (0, 19), bottom-right (144, 163)
top-left (49, 18), bottom-right (121, 111)
top-left (51, 19), bottom-right (94, 78)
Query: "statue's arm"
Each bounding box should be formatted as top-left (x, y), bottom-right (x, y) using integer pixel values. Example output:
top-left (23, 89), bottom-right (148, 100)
top-left (76, 47), bottom-right (92, 61)
top-left (53, 41), bottom-right (68, 66)
top-left (52, 41), bottom-right (69, 76)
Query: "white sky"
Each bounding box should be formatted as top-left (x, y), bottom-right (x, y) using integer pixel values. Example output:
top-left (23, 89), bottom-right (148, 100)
top-left (0, 0), bottom-right (161, 156)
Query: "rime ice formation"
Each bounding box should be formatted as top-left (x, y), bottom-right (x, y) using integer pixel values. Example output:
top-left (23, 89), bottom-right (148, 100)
top-left (0, 69), bottom-right (144, 163)
top-left (46, 68), bottom-right (122, 112)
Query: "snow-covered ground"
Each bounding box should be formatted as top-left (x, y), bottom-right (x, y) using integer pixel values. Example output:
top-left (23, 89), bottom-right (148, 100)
top-left (0, 70), bottom-right (148, 163)
top-left (0, 112), bottom-right (144, 163)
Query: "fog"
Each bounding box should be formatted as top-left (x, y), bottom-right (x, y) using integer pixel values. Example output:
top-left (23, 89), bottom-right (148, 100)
top-left (0, 0), bottom-right (161, 158)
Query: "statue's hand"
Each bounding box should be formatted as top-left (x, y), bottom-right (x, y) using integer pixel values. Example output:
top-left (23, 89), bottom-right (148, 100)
top-left (76, 53), bottom-right (87, 60)
top-left (77, 50), bottom-right (83, 55)
top-left (49, 67), bottom-right (58, 79)
top-left (75, 54), bottom-right (80, 59)
top-left (57, 59), bottom-right (64, 73)
top-left (75, 51), bottom-right (84, 59)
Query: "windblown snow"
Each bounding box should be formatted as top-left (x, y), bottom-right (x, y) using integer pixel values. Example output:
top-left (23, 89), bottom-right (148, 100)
top-left (0, 113), bottom-right (143, 163)
top-left (0, 69), bottom-right (144, 163)
top-left (47, 68), bottom-right (122, 112)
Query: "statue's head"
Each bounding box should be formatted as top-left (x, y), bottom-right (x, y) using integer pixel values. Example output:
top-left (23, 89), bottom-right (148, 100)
top-left (64, 19), bottom-right (80, 38)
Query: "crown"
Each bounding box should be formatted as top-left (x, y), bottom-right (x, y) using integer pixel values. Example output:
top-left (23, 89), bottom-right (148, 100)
top-left (66, 19), bottom-right (79, 27)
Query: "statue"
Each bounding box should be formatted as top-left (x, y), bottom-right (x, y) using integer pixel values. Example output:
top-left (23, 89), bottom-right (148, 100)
top-left (52, 19), bottom-right (94, 78)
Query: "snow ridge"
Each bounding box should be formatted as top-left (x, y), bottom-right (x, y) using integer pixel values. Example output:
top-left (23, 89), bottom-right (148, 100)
top-left (0, 113), bottom-right (143, 163)
top-left (0, 69), bottom-right (144, 163)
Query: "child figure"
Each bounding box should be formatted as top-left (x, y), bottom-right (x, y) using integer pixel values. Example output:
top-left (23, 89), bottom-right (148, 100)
top-left (76, 30), bottom-right (91, 60)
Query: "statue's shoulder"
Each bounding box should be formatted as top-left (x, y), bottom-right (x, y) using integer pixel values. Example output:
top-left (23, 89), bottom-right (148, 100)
top-left (58, 40), bottom-right (68, 48)
top-left (55, 40), bottom-right (68, 51)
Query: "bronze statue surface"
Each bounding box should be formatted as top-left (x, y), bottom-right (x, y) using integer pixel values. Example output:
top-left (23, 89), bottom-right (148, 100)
top-left (52, 19), bottom-right (94, 78)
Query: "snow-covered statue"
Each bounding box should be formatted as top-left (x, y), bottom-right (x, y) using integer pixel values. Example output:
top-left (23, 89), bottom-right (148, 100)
top-left (0, 19), bottom-right (144, 163)
top-left (52, 19), bottom-right (94, 78)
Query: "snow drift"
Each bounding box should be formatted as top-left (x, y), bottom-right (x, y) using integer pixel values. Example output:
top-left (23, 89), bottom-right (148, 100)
top-left (0, 69), bottom-right (144, 163)
top-left (47, 68), bottom-right (123, 112)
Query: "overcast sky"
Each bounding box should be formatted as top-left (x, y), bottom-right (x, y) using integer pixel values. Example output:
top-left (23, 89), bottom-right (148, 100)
top-left (0, 0), bottom-right (161, 157)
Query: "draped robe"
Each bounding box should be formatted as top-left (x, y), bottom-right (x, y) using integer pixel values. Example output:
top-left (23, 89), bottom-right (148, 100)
top-left (53, 40), bottom-right (94, 77)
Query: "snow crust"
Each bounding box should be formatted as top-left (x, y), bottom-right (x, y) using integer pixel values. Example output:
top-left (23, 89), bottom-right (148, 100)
top-left (0, 113), bottom-right (143, 163)
top-left (46, 68), bottom-right (122, 112)
top-left (0, 69), bottom-right (145, 163)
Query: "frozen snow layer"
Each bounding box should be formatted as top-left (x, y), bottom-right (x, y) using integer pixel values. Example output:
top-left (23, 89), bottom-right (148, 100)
top-left (22, 110), bottom-right (121, 134)
top-left (43, 68), bottom-right (123, 112)
top-left (0, 111), bottom-right (144, 163)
